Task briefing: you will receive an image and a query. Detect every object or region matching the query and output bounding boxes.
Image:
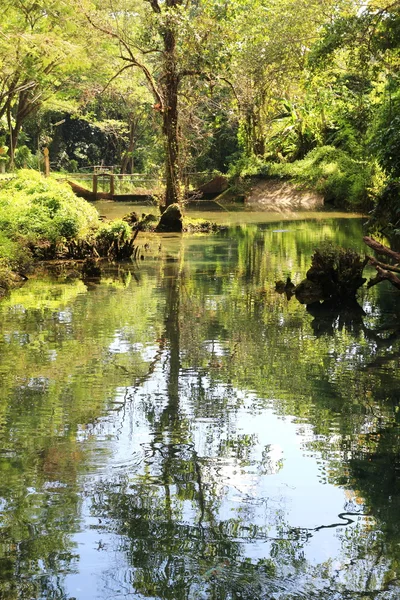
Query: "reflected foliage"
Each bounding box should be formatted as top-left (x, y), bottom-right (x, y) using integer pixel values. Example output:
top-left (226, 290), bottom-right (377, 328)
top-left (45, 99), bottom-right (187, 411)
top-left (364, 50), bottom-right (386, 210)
top-left (0, 217), bottom-right (400, 598)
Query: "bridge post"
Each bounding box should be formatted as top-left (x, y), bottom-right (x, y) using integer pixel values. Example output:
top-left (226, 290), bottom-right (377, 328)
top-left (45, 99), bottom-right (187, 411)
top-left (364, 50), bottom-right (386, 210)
top-left (110, 174), bottom-right (115, 197)
top-left (92, 174), bottom-right (98, 199)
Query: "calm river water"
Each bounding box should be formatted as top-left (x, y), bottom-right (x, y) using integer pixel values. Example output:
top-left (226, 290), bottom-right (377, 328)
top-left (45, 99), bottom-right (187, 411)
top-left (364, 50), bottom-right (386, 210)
top-left (1, 210), bottom-right (400, 600)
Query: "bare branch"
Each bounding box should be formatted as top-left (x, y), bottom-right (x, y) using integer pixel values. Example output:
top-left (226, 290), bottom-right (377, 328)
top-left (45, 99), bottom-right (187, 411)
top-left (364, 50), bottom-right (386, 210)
top-left (373, 266), bottom-right (400, 290)
top-left (102, 64), bottom-right (134, 93)
top-left (363, 236), bottom-right (400, 263)
top-left (367, 255), bottom-right (400, 274)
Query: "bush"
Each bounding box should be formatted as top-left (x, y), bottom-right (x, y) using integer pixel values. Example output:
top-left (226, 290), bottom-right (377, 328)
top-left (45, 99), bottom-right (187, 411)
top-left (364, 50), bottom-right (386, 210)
top-left (0, 233), bottom-right (33, 296)
top-left (94, 220), bottom-right (132, 245)
top-left (266, 146), bottom-right (376, 210)
top-left (0, 170), bottom-right (100, 243)
top-left (228, 155), bottom-right (269, 179)
top-left (14, 145), bottom-right (37, 169)
top-left (0, 233), bottom-right (33, 273)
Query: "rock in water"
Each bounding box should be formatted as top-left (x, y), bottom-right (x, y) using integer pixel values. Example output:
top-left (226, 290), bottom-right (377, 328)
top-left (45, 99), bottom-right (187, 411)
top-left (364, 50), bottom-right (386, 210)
top-left (156, 204), bottom-right (183, 233)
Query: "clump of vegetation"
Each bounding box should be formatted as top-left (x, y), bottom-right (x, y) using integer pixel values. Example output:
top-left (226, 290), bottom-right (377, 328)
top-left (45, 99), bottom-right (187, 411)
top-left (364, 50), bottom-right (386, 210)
top-left (94, 220), bottom-right (132, 245)
top-left (183, 217), bottom-right (224, 233)
top-left (295, 242), bottom-right (368, 305)
top-left (232, 146), bottom-right (379, 210)
top-left (0, 228), bottom-right (33, 297)
top-left (0, 170), bottom-right (99, 245)
top-left (137, 213), bottom-right (159, 231)
top-left (0, 171), bottom-right (105, 291)
top-left (63, 220), bottom-right (140, 261)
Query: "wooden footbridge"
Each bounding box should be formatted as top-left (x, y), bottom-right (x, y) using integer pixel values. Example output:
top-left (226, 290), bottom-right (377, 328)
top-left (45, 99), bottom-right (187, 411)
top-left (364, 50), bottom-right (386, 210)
top-left (60, 168), bottom-right (229, 204)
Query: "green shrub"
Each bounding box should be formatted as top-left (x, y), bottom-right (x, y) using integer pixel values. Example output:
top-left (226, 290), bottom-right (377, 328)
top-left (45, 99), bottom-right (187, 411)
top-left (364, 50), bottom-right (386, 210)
top-left (228, 155), bottom-right (269, 179)
top-left (94, 220), bottom-right (132, 245)
top-left (14, 145), bottom-right (37, 169)
top-left (0, 233), bottom-right (33, 295)
top-left (266, 146), bottom-right (376, 210)
top-left (0, 233), bottom-right (33, 274)
top-left (0, 169), bottom-right (100, 243)
top-left (0, 260), bottom-right (12, 294)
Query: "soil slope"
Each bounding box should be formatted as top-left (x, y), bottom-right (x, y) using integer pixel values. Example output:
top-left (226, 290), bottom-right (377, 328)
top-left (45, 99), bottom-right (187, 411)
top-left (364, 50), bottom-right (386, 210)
top-left (246, 179), bottom-right (323, 211)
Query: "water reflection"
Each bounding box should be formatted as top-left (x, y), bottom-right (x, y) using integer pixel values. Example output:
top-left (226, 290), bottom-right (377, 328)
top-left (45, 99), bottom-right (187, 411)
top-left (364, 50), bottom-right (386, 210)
top-left (0, 216), bottom-right (399, 599)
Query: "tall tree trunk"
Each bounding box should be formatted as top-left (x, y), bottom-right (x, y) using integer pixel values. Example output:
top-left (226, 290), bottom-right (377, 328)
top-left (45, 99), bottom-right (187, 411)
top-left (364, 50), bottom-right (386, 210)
top-left (162, 23), bottom-right (181, 207)
top-left (163, 78), bottom-right (181, 206)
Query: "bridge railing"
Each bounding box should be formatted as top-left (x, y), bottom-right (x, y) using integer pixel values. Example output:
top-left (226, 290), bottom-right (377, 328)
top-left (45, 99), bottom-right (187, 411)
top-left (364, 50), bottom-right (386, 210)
top-left (60, 171), bottom-right (217, 196)
top-left (60, 173), bottom-right (165, 195)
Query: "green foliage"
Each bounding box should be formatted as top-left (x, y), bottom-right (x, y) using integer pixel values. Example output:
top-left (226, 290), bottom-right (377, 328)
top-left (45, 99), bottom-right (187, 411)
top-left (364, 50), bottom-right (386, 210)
top-left (0, 170), bottom-right (99, 244)
top-left (370, 88), bottom-right (400, 179)
top-left (307, 15), bottom-right (365, 67)
top-left (0, 232), bottom-right (32, 272)
top-left (367, 179), bottom-right (400, 239)
top-left (0, 233), bottom-right (33, 295)
top-left (94, 220), bottom-right (132, 245)
top-left (14, 145), bottom-right (37, 170)
top-left (266, 146), bottom-right (376, 209)
top-left (228, 154), bottom-right (269, 179)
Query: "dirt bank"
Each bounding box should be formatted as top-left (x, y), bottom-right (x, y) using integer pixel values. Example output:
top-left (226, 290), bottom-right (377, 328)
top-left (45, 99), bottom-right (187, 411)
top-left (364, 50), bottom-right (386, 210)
top-left (246, 179), bottom-right (323, 211)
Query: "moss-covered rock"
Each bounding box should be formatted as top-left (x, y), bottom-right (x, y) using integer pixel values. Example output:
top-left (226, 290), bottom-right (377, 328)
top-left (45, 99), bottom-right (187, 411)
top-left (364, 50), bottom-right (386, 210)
top-left (155, 203), bottom-right (183, 233)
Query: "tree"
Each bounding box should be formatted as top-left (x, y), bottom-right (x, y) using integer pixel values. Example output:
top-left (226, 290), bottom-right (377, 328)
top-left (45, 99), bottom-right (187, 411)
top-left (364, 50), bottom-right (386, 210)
top-left (228, 0), bottom-right (362, 159)
top-left (85, 0), bottom-right (235, 206)
top-left (0, 0), bottom-right (91, 162)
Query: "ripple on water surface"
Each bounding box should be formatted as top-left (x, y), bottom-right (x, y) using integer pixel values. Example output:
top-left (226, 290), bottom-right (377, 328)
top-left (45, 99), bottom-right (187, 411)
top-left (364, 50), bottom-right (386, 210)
top-left (0, 216), bottom-right (400, 599)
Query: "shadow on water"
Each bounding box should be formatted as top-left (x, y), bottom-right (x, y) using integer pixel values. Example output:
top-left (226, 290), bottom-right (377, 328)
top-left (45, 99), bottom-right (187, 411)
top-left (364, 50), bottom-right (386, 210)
top-left (306, 300), bottom-right (366, 337)
top-left (1, 216), bottom-right (400, 598)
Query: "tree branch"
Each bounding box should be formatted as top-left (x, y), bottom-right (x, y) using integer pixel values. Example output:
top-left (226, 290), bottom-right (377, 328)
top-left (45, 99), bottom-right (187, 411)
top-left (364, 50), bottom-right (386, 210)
top-left (372, 266), bottom-right (400, 290)
top-left (363, 236), bottom-right (400, 263)
top-left (85, 13), bottom-right (164, 108)
top-left (102, 64), bottom-right (134, 93)
top-left (367, 255), bottom-right (400, 274)
top-left (146, 0), bottom-right (161, 13)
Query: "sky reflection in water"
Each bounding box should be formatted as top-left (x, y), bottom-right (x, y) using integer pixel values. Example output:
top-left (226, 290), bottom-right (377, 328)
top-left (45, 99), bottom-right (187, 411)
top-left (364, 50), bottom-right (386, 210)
top-left (0, 214), bottom-right (399, 599)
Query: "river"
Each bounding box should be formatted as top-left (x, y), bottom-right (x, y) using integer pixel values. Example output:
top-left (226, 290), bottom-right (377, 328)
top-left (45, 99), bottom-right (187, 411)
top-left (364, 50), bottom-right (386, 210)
top-left (0, 209), bottom-right (399, 599)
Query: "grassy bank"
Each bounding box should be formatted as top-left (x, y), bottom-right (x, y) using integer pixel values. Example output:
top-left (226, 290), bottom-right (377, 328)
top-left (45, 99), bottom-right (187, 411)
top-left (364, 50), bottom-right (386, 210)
top-left (230, 146), bottom-right (384, 211)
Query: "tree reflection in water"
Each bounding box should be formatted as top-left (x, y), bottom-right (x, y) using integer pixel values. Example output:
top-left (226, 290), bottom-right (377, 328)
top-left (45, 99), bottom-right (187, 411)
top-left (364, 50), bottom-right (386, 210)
top-left (90, 240), bottom-right (400, 600)
top-left (0, 218), bottom-right (400, 599)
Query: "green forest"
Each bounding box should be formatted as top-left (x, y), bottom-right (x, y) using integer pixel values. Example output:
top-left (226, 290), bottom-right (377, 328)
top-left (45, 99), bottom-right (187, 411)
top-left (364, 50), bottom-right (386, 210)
top-left (2, 3), bottom-right (400, 598)
top-left (1, 0), bottom-right (400, 209)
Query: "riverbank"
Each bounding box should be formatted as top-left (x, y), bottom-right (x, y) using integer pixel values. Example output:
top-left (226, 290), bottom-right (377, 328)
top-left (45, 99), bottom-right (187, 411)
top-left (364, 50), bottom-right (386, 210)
top-left (245, 178), bottom-right (324, 211)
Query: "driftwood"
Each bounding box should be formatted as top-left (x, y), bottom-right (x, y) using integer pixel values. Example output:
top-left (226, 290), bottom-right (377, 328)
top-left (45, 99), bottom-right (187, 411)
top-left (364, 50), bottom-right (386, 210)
top-left (364, 237), bottom-right (400, 290)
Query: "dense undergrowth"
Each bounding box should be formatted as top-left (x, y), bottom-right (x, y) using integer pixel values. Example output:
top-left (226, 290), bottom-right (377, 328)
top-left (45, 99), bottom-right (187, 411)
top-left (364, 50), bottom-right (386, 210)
top-left (0, 171), bottom-right (136, 295)
top-left (230, 146), bottom-right (384, 211)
